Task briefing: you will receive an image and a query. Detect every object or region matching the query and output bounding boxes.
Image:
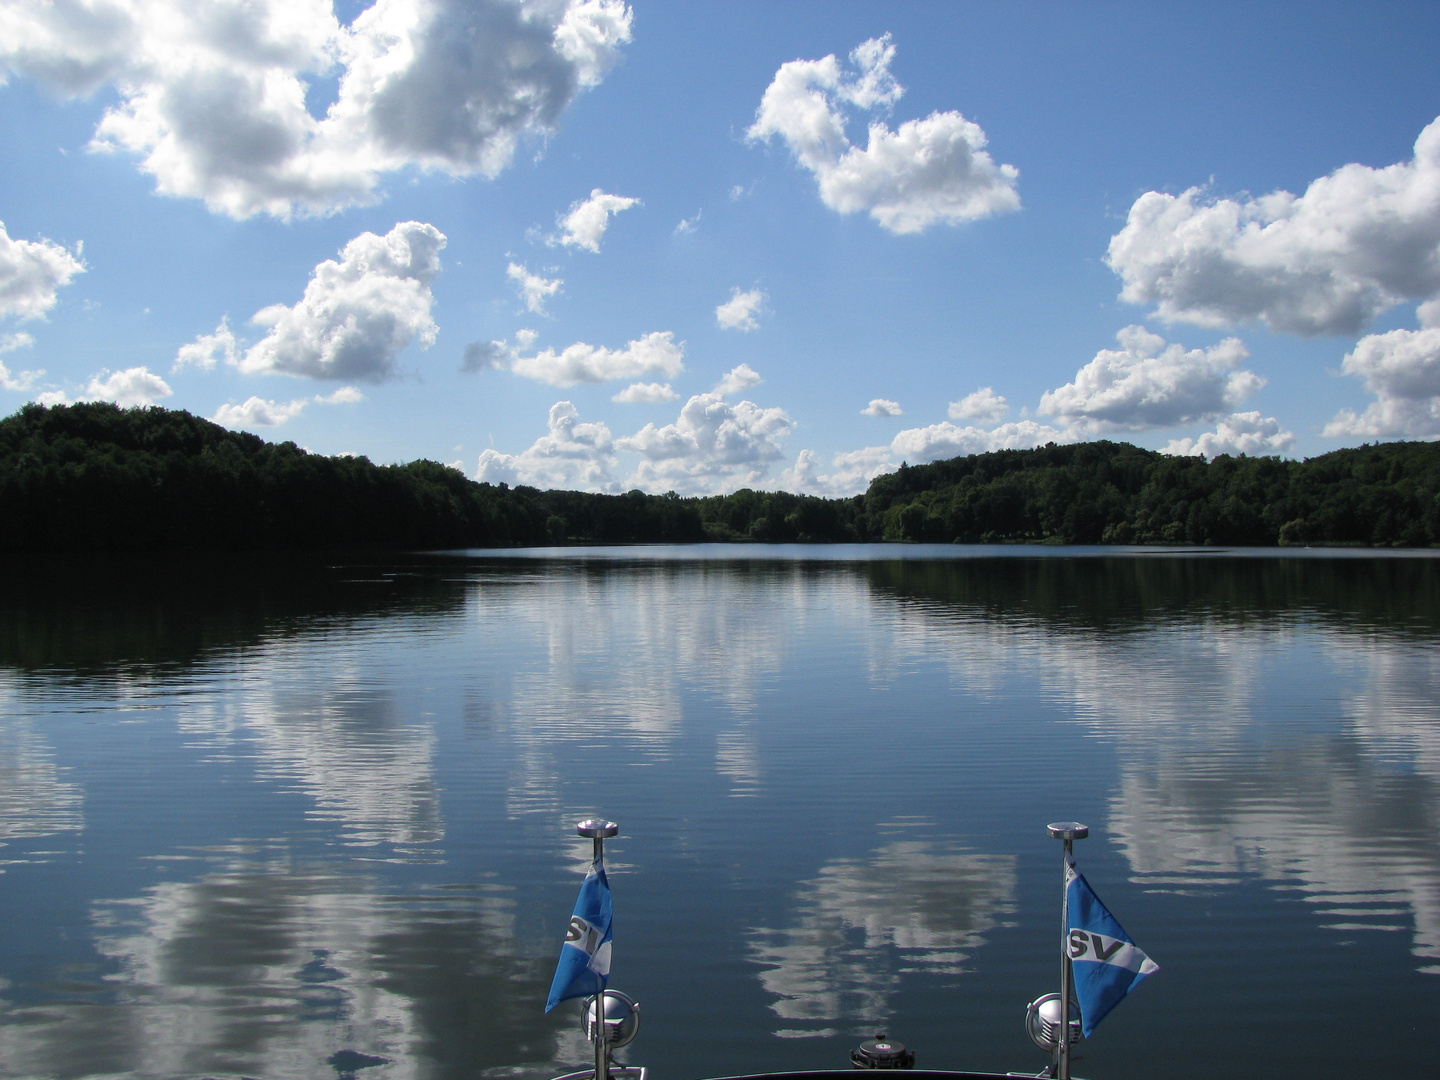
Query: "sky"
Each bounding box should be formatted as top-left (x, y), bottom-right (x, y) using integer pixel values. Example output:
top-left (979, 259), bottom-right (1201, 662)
top-left (2, 1), bottom-right (1440, 497)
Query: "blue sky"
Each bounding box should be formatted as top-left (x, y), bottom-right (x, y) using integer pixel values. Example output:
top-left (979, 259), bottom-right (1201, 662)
top-left (3, 1), bottom-right (1440, 495)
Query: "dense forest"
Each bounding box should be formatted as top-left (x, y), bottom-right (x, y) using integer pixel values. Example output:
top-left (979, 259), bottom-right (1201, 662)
top-left (3, 402), bottom-right (1440, 551)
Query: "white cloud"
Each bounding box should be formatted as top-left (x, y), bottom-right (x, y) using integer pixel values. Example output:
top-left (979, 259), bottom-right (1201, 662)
top-left (1165, 412), bottom-right (1296, 457)
top-left (889, 419), bottom-right (1066, 463)
top-left (747, 34), bottom-right (1019, 234)
top-left (475, 400), bottom-right (615, 491)
top-left (1039, 325), bottom-right (1261, 430)
top-left (948, 386), bottom-right (1007, 422)
top-left (612, 381), bottom-right (677, 403)
top-left (861, 398), bottom-right (903, 417)
top-left (315, 384), bottom-right (363, 404)
top-left (1323, 318), bottom-right (1440, 438)
top-left (674, 210), bottom-right (701, 235)
top-left (0, 332), bottom-right (41, 391)
top-left (0, 331), bottom-right (34, 354)
top-left (866, 328), bottom-right (1267, 469)
top-left (552, 188), bottom-right (639, 252)
top-left (716, 287), bottom-right (765, 331)
top-left (781, 445), bottom-right (895, 497)
top-left (616, 373), bottom-right (793, 494)
top-left (0, 364), bottom-right (40, 392)
top-left (510, 330), bottom-right (682, 387)
top-left (84, 366), bottom-right (173, 407)
top-left (506, 262), bottom-right (561, 314)
top-left (0, 0), bottom-right (634, 219)
top-left (0, 363), bottom-right (41, 392)
top-left (1106, 116), bottom-right (1440, 335)
top-left (239, 221), bottom-right (444, 381)
top-left (0, 221), bottom-right (85, 320)
top-left (174, 317), bottom-right (239, 370)
top-left (715, 363), bottom-right (761, 396)
top-left (212, 395), bottom-right (308, 428)
top-left (461, 339), bottom-right (507, 372)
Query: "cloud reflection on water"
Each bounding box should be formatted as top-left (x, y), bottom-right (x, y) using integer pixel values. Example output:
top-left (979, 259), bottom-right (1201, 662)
top-left (1100, 636), bottom-right (1440, 972)
top-left (241, 674), bottom-right (442, 851)
top-left (0, 862), bottom-right (561, 1080)
top-left (749, 838), bottom-right (1016, 1036)
top-left (464, 567), bottom-right (828, 816)
top-left (0, 711), bottom-right (82, 857)
top-left (876, 585), bottom-right (1440, 975)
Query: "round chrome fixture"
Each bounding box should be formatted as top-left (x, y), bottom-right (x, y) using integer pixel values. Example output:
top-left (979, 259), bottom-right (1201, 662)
top-left (1025, 992), bottom-right (1082, 1054)
top-left (582, 990), bottom-right (640, 1049)
top-left (577, 819), bottom-right (619, 839)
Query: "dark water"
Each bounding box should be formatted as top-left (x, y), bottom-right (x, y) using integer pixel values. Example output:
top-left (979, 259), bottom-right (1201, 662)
top-left (1, 546), bottom-right (1438, 1080)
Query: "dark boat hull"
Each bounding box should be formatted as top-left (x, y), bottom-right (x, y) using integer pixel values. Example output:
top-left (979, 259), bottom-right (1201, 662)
top-left (690, 1071), bottom-right (1041, 1080)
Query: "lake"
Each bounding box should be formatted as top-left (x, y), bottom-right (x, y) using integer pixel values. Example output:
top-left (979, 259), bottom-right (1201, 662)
top-left (1, 545), bottom-right (1437, 1080)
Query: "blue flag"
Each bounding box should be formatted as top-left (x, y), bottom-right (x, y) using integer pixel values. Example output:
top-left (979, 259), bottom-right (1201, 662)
top-left (545, 857), bottom-right (613, 1013)
top-left (1066, 860), bottom-right (1158, 1037)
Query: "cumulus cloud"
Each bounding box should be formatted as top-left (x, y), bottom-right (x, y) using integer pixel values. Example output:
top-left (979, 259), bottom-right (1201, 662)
top-left (716, 287), bottom-right (765, 331)
top-left (510, 330), bottom-right (683, 387)
top-left (174, 317), bottom-right (239, 370)
top-left (948, 386), bottom-right (1007, 422)
top-left (747, 34), bottom-right (1019, 234)
top-left (1039, 325), bottom-right (1261, 430)
top-left (475, 400), bottom-right (615, 491)
top-left (211, 384), bottom-right (359, 429)
top-left (0, 333), bottom-right (42, 391)
top-left (674, 210), bottom-right (701, 235)
top-left (862, 398), bottom-right (903, 417)
top-left (1323, 314), bottom-right (1440, 438)
top-left (239, 220), bottom-right (444, 381)
top-left (553, 188), bottom-right (639, 252)
top-left (0, 331), bottom-right (34, 354)
top-left (890, 419), bottom-right (1066, 463)
top-left (1106, 116), bottom-right (1440, 335)
top-left (461, 339), bottom-right (507, 373)
top-left (507, 262), bottom-right (561, 314)
top-left (1165, 412), bottom-right (1295, 457)
top-left (0, 221), bottom-right (85, 320)
top-left (616, 369), bottom-right (793, 493)
top-left (212, 395), bottom-right (308, 428)
top-left (781, 445), bottom-right (895, 497)
top-left (316, 384), bottom-right (363, 404)
top-left (0, 0), bottom-right (634, 219)
top-left (84, 366), bottom-right (173, 407)
top-left (612, 381), bottom-right (677, 403)
top-left (715, 362), bottom-right (761, 396)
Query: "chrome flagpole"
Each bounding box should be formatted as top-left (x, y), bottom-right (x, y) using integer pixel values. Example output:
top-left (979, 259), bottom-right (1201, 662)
top-left (577, 819), bottom-right (618, 1080)
top-left (1047, 822), bottom-right (1088, 1080)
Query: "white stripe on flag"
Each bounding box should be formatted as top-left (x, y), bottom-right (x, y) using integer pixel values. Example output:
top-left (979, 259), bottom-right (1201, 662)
top-left (591, 940), bottom-right (612, 977)
top-left (1068, 929), bottom-right (1159, 975)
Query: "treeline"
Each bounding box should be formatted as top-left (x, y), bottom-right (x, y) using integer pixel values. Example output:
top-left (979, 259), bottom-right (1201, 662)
top-left (861, 439), bottom-right (1440, 546)
top-left (0, 403), bottom-right (549, 552)
top-left (3, 402), bottom-right (1439, 551)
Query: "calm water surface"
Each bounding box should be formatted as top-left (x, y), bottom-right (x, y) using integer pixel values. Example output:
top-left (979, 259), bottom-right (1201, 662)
top-left (1, 546), bottom-right (1438, 1080)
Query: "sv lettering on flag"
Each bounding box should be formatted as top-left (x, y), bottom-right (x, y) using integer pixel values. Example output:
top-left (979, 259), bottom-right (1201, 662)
top-left (1069, 929), bottom-right (1126, 962)
top-left (567, 916), bottom-right (604, 954)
